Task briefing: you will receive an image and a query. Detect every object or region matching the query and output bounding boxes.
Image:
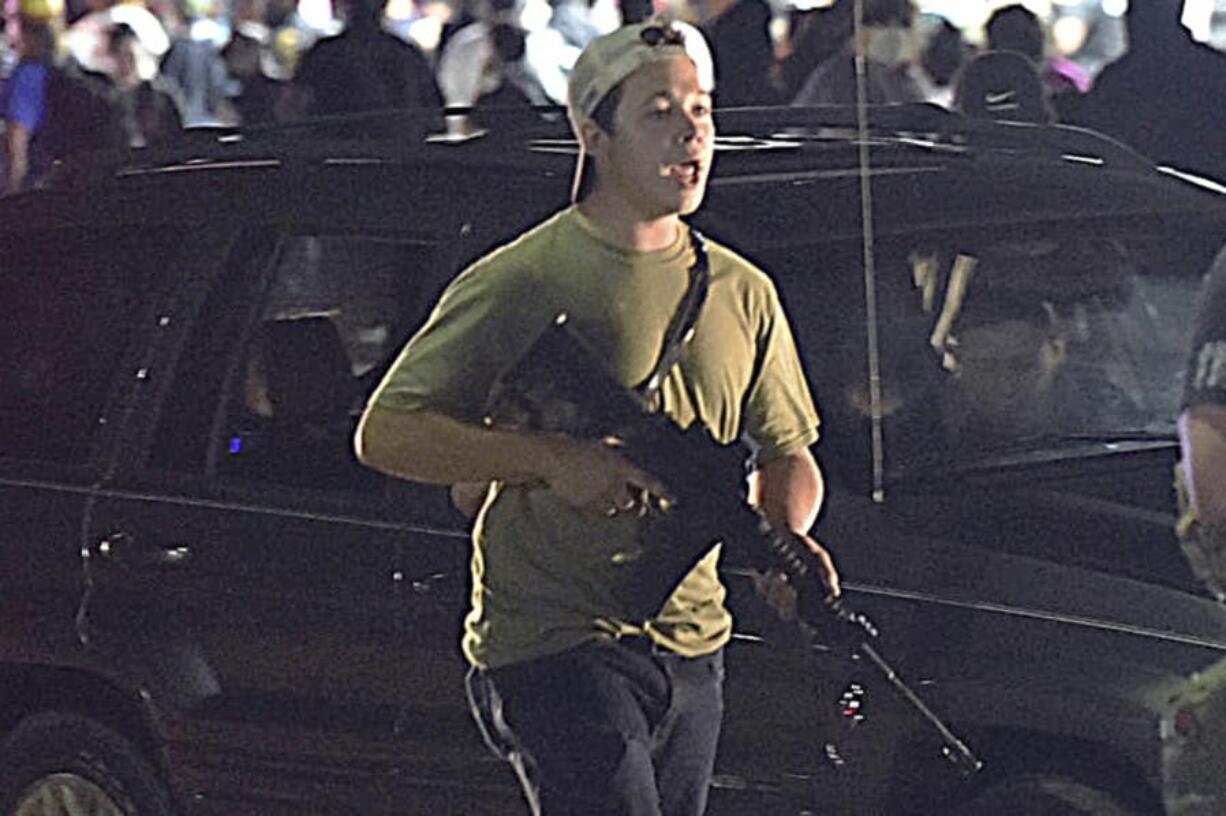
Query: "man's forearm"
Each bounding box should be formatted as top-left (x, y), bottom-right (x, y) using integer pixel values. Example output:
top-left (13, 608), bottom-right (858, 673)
top-left (1181, 404), bottom-right (1226, 526)
top-left (354, 405), bottom-right (565, 486)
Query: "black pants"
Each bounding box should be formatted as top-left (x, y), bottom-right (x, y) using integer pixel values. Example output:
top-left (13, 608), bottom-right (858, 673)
top-left (467, 639), bottom-right (725, 816)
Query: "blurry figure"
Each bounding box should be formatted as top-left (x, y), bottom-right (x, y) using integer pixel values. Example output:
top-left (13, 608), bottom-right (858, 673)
top-left (2, 0), bottom-right (127, 192)
top-left (953, 50), bottom-right (1052, 125)
top-left (914, 15), bottom-right (968, 107)
top-left (283, 0), bottom-right (442, 118)
top-left (62, 0), bottom-right (168, 80)
top-left (232, 315), bottom-right (370, 490)
top-left (436, 0), bottom-right (595, 110)
top-left (932, 238), bottom-right (1138, 448)
top-left (1049, 0), bottom-right (1124, 80)
top-left (694, 0), bottom-right (779, 106)
top-left (106, 22), bottom-right (181, 144)
top-left (2, 1), bottom-right (60, 192)
top-left (1181, 247), bottom-right (1226, 504)
top-left (1, 16), bottom-right (17, 79)
top-left (775, 0), bottom-right (851, 103)
top-left (942, 307), bottom-right (1069, 443)
top-left (472, 20), bottom-right (548, 116)
top-left (791, 0), bottom-right (924, 106)
top-left (385, 0), bottom-right (455, 58)
top-left (547, 0), bottom-right (602, 49)
top-left (435, 0), bottom-right (475, 55)
top-left (433, 0), bottom-right (496, 106)
top-left (156, 0), bottom-right (233, 126)
top-left (514, 0), bottom-right (605, 104)
top-left (1178, 246), bottom-right (1226, 600)
top-left (1071, 0), bottom-right (1226, 183)
top-left (261, 0), bottom-right (319, 80)
top-left (984, 3), bottom-right (1088, 121)
top-left (221, 28), bottom-right (283, 124)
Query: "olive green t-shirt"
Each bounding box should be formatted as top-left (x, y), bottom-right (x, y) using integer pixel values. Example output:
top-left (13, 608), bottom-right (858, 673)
top-left (369, 207), bottom-right (820, 668)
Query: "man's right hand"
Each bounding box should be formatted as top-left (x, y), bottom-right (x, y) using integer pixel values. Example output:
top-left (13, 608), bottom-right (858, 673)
top-left (543, 436), bottom-right (673, 518)
top-left (356, 408), bottom-right (670, 517)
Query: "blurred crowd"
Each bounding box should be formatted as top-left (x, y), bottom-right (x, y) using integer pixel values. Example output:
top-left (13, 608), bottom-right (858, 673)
top-left (2, 0), bottom-right (1226, 192)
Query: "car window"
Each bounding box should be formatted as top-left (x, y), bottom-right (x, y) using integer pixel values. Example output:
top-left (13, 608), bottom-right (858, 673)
top-left (152, 231), bottom-right (451, 503)
top-left (759, 226), bottom-right (1205, 481)
top-left (0, 228), bottom-right (178, 465)
top-left (884, 232), bottom-right (1200, 466)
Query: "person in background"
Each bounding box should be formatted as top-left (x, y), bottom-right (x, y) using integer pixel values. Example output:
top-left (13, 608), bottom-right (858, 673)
top-left (355, 18), bottom-right (838, 815)
top-left (261, 0), bottom-right (316, 81)
top-left (953, 49), bottom-right (1052, 125)
top-left (2, 0), bottom-right (60, 192)
top-left (1, 16), bottom-right (17, 78)
top-left (435, 0), bottom-right (518, 108)
top-left (437, 0), bottom-right (599, 112)
top-left (774, 0), bottom-right (850, 104)
top-left (221, 24), bottom-right (282, 124)
top-left (283, 0), bottom-right (441, 118)
top-left (62, 0), bottom-right (168, 80)
top-left (694, 0), bottom-right (779, 107)
top-left (791, 0), bottom-right (924, 106)
top-left (106, 21), bottom-right (181, 144)
top-left (914, 15), bottom-right (967, 108)
top-left (1178, 246), bottom-right (1226, 601)
top-left (983, 3), bottom-right (1088, 120)
top-left (471, 20), bottom-right (549, 118)
top-left (1070, 0), bottom-right (1226, 183)
top-left (157, 0), bottom-right (233, 126)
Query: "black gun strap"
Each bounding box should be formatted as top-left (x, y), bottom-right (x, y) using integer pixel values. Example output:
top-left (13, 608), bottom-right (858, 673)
top-left (634, 228), bottom-right (711, 402)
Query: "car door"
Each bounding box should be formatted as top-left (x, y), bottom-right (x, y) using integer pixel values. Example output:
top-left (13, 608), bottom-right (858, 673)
top-left (81, 223), bottom-right (523, 815)
top-left (0, 220), bottom-right (184, 679)
top-left (681, 204), bottom-right (1226, 812)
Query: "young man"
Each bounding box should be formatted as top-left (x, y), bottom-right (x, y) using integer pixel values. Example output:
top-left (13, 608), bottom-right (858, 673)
top-left (355, 19), bottom-right (838, 815)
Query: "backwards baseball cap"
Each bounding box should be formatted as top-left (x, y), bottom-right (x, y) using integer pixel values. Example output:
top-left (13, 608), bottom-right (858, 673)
top-left (566, 19), bottom-right (715, 199)
top-left (567, 20), bottom-right (714, 131)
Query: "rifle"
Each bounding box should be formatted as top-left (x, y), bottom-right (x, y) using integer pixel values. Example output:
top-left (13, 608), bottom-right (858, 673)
top-left (485, 314), bottom-right (981, 779)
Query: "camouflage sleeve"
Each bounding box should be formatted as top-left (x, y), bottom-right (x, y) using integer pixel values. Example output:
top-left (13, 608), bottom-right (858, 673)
top-left (1183, 245), bottom-right (1226, 411)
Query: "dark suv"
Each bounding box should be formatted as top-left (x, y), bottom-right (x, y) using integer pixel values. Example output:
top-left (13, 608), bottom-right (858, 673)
top-left (2, 106), bottom-right (1225, 816)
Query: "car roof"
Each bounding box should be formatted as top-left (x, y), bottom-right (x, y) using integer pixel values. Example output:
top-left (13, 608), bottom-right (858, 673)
top-left (4, 104), bottom-right (1225, 242)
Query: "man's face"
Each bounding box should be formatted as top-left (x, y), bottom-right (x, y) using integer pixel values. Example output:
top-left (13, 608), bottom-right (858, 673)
top-left (587, 55), bottom-right (715, 220)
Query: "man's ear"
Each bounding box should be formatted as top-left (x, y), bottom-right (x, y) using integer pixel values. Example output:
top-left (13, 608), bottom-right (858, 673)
top-left (579, 119), bottom-right (608, 162)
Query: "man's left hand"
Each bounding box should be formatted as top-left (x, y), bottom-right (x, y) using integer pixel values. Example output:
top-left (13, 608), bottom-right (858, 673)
top-left (752, 533), bottom-right (840, 621)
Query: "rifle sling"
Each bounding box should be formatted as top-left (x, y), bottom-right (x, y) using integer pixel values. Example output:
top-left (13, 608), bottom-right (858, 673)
top-left (633, 228), bottom-right (710, 404)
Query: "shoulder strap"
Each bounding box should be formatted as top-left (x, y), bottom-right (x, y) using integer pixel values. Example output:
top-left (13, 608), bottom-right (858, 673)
top-left (634, 227), bottom-right (711, 402)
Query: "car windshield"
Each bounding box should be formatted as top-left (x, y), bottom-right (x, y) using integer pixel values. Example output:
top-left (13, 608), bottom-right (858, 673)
top-left (759, 226), bottom-right (1207, 484)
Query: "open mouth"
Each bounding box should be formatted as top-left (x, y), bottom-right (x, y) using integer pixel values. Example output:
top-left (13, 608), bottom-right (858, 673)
top-left (664, 160), bottom-right (703, 187)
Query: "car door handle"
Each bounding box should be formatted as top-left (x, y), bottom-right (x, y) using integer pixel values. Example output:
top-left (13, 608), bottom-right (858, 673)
top-left (95, 532), bottom-right (192, 568)
top-left (393, 571), bottom-right (449, 595)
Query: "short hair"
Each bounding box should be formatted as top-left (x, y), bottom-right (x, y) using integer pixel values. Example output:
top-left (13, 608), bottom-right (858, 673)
top-left (985, 4), bottom-right (1044, 63)
top-left (921, 18), bottom-right (966, 88)
top-left (862, 0), bottom-right (913, 27)
top-left (575, 84), bottom-right (622, 201)
top-left (568, 84), bottom-right (617, 202)
top-left (590, 84), bottom-right (621, 135)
